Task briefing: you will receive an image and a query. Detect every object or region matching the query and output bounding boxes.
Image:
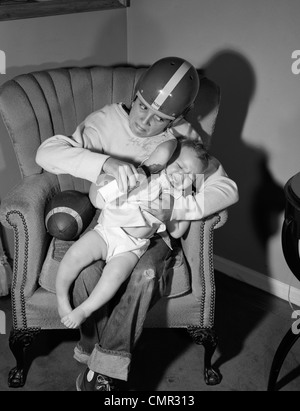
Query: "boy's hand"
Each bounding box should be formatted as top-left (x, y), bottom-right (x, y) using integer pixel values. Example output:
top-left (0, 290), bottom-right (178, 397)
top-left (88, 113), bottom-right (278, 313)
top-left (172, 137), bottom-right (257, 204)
top-left (102, 158), bottom-right (140, 193)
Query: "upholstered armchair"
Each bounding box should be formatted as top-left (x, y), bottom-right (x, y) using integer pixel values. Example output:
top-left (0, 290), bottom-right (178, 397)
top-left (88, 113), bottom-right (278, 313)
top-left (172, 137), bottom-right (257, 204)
top-left (0, 65), bottom-right (228, 389)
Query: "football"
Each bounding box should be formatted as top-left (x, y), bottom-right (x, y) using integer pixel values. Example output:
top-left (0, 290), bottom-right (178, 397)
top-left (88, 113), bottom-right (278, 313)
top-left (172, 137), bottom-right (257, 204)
top-left (45, 190), bottom-right (95, 241)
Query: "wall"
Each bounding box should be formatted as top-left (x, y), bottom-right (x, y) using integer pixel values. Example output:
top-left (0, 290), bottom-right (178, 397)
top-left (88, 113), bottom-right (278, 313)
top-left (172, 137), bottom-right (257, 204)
top-left (1, 1), bottom-right (300, 294)
top-left (127, 0), bottom-right (300, 291)
top-left (0, 9), bottom-right (128, 258)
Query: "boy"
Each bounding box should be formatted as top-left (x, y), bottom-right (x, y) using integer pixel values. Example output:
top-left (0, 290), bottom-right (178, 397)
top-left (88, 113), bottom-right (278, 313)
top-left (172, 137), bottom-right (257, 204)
top-left (36, 57), bottom-right (200, 194)
top-left (36, 56), bottom-right (238, 391)
top-left (56, 138), bottom-right (209, 329)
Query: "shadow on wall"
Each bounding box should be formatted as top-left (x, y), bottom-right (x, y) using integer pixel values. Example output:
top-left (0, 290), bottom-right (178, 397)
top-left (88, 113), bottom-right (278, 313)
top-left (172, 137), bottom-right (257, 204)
top-left (185, 69), bottom-right (220, 149)
top-left (199, 49), bottom-right (286, 370)
top-left (202, 49), bottom-right (285, 273)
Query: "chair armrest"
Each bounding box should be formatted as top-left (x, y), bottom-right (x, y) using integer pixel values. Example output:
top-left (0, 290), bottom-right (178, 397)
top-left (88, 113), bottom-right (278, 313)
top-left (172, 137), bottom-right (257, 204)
top-left (180, 210), bottom-right (228, 328)
top-left (0, 173), bottom-right (59, 308)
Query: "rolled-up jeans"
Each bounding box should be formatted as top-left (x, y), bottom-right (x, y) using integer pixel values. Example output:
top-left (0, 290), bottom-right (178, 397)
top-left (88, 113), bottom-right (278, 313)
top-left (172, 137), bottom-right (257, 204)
top-left (72, 234), bottom-right (171, 381)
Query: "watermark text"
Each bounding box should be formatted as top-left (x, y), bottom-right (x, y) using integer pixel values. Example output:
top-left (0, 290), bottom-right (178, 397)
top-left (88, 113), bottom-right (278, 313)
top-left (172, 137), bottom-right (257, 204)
top-left (0, 50), bottom-right (6, 74)
top-left (292, 310), bottom-right (300, 335)
top-left (291, 50), bottom-right (300, 75)
top-left (0, 310), bottom-right (6, 334)
top-left (95, 173), bottom-right (205, 214)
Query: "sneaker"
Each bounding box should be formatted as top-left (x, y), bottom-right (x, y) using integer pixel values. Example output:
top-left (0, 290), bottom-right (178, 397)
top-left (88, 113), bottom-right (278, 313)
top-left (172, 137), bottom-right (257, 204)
top-left (73, 345), bottom-right (90, 365)
top-left (76, 367), bottom-right (118, 391)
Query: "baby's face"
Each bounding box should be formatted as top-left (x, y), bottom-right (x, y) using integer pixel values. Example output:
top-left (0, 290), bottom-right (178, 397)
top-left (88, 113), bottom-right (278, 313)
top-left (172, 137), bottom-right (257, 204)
top-left (165, 145), bottom-right (205, 190)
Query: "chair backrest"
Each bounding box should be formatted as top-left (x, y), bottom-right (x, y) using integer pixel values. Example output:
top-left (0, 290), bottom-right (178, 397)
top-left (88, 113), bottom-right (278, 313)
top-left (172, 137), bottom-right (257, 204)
top-left (0, 66), bottom-right (220, 192)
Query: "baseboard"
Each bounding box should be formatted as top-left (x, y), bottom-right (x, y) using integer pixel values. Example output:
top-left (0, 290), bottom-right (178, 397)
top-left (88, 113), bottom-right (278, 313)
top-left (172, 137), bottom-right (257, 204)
top-left (214, 255), bottom-right (300, 307)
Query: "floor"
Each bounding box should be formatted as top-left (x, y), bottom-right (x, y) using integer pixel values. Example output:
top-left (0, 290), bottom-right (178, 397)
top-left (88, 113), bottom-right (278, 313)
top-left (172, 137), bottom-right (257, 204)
top-left (0, 272), bottom-right (300, 391)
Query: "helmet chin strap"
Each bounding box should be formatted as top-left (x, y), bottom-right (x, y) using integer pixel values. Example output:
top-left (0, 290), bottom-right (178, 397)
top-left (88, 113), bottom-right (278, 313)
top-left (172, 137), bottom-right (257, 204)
top-left (131, 95), bottom-right (137, 106)
top-left (166, 115), bottom-right (182, 129)
top-left (167, 103), bottom-right (195, 129)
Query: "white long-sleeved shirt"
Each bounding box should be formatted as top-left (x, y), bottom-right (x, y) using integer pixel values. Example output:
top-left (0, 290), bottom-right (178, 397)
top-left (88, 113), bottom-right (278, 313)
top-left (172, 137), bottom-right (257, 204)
top-left (36, 103), bottom-right (176, 183)
top-left (36, 103), bottom-right (239, 220)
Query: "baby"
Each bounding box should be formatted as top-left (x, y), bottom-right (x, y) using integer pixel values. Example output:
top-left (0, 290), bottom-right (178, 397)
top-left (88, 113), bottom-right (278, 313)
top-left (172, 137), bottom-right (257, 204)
top-left (56, 138), bottom-right (209, 329)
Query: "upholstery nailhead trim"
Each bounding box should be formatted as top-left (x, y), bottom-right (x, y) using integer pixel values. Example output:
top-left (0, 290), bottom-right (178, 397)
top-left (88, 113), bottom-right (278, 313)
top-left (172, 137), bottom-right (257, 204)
top-left (6, 210), bottom-right (29, 330)
top-left (198, 214), bottom-right (221, 328)
top-left (207, 214), bottom-right (221, 328)
top-left (199, 221), bottom-right (206, 327)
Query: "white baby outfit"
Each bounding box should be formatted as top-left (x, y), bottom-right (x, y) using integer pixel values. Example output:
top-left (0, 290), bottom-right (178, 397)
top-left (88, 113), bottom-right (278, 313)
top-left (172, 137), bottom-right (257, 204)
top-left (93, 171), bottom-right (182, 262)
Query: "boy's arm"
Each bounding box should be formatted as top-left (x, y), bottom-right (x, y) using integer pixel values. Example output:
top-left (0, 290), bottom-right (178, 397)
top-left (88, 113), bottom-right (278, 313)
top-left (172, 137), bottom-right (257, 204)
top-left (166, 219), bottom-right (191, 239)
top-left (36, 125), bottom-right (110, 184)
top-left (171, 157), bottom-right (239, 220)
top-left (142, 139), bottom-right (177, 173)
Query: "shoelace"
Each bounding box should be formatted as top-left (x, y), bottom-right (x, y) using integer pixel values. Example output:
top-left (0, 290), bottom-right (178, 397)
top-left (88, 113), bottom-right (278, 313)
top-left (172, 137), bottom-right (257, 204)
top-left (96, 374), bottom-right (114, 391)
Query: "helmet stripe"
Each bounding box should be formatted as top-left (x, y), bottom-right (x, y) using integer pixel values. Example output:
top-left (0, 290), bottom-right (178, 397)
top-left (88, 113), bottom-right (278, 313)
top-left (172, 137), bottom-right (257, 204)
top-left (151, 61), bottom-right (192, 111)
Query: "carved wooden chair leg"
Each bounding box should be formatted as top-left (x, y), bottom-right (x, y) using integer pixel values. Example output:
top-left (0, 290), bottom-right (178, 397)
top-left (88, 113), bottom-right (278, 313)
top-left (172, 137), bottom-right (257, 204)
top-left (8, 328), bottom-right (40, 388)
top-left (187, 326), bottom-right (222, 385)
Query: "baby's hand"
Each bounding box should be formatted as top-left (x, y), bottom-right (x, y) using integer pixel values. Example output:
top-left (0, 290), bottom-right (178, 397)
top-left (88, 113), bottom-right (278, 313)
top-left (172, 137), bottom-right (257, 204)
top-left (147, 193), bottom-right (174, 222)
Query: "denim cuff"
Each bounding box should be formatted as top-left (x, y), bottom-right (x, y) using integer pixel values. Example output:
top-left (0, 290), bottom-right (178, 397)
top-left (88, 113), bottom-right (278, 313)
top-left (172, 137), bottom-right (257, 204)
top-left (88, 344), bottom-right (132, 381)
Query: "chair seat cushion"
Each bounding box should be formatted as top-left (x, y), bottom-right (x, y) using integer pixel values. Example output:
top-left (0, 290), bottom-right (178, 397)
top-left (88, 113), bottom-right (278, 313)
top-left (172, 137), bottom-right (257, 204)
top-left (39, 216), bottom-right (191, 298)
top-left (39, 237), bottom-right (73, 293)
top-left (25, 287), bottom-right (200, 330)
top-left (144, 292), bottom-right (202, 327)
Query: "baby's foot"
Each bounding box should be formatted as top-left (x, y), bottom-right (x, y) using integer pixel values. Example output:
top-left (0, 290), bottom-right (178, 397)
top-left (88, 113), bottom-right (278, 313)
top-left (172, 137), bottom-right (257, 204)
top-left (57, 295), bottom-right (72, 319)
top-left (61, 306), bottom-right (88, 329)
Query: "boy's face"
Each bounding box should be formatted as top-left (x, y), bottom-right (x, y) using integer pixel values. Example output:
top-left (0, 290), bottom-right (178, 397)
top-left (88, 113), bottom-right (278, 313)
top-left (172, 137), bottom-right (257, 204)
top-left (129, 97), bottom-right (172, 137)
top-left (166, 145), bottom-right (205, 190)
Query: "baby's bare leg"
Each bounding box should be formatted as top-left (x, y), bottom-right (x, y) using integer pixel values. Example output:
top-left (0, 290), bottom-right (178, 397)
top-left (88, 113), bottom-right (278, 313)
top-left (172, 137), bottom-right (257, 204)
top-left (61, 252), bottom-right (139, 329)
top-left (56, 230), bottom-right (107, 319)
